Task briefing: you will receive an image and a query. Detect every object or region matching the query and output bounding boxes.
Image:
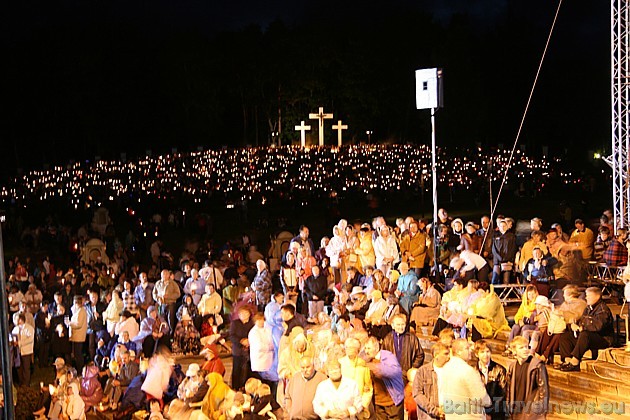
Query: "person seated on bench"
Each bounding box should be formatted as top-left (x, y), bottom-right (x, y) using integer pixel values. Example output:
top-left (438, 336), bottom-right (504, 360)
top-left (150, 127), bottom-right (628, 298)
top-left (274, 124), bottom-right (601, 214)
top-left (603, 228), bottom-right (628, 269)
top-left (558, 287), bottom-right (613, 372)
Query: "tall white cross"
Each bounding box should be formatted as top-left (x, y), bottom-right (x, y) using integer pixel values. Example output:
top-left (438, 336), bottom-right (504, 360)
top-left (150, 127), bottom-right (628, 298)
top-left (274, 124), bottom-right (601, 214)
top-left (309, 107), bottom-right (334, 146)
top-left (332, 120), bottom-right (348, 147)
top-left (294, 120), bottom-right (311, 147)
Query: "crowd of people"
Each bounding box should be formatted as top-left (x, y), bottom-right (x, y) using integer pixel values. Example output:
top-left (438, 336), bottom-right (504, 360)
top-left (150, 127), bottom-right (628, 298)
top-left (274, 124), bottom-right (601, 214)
top-left (0, 145), bottom-right (561, 209)
top-left (3, 205), bottom-right (628, 420)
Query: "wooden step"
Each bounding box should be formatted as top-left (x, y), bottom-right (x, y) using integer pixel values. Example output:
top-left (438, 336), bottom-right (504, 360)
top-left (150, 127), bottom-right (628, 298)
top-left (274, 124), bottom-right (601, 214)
top-left (548, 383), bottom-right (630, 418)
top-left (584, 359), bottom-right (630, 383)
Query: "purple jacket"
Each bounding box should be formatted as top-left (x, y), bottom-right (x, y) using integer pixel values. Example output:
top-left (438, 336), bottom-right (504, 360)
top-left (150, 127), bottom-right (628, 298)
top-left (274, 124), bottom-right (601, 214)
top-left (366, 349), bottom-right (405, 405)
top-left (81, 364), bottom-right (103, 409)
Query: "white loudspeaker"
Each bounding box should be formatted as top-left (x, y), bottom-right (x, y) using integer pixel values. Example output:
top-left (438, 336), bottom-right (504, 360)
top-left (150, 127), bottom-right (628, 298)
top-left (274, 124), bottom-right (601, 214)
top-left (415, 68), bottom-right (443, 110)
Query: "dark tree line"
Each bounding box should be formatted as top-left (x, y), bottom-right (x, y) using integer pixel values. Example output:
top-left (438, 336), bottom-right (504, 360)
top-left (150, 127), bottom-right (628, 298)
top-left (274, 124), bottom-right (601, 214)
top-left (2, 0), bottom-right (609, 175)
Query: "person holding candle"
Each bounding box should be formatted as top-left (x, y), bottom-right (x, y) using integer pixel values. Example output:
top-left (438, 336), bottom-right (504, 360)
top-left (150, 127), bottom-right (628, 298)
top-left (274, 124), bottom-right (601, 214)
top-left (12, 313), bottom-right (35, 386)
top-left (68, 295), bottom-right (88, 374)
top-left (35, 300), bottom-right (52, 368)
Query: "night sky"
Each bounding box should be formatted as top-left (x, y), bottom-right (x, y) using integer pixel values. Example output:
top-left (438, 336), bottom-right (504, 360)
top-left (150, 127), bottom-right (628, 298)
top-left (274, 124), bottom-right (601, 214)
top-left (2, 0), bottom-right (610, 176)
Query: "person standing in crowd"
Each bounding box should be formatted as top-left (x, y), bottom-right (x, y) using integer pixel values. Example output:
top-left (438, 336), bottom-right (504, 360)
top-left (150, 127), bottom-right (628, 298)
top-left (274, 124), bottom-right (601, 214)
top-left (413, 343), bottom-right (449, 420)
top-left (505, 336), bottom-right (548, 420)
top-left (382, 314), bottom-right (424, 382)
top-left (230, 307), bottom-right (254, 390)
top-left (248, 312), bottom-right (275, 383)
top-left (305, 265), bottom-right (327, 323)
top-left (85, 290), bottom-right (106, 361)
top-left (68, 295), bottom-right (87, 374)
top-left (363, 336), bottom-right (405, 420)
top-left (34, 300), bottom-right (51, 368)
top-left (253, 260), bottom-right (272, 312)
top-left (134, 272), bottom-right (155, 320)
top-left (374, 226), bottom-right (400, 278)
top-left (401, 220), bottom-right (428, 277)
top-left (286, 356), bottom-right (327, 420)
top-left (313, 360), bottom-right (364, 420)
top-left (340, 337), bottom-right (374, 417)
top-left (474, 340), bottom-right (507, 420)
top-left (492, 219), bottom-right (517, 285)
top-left (122, 279), bottom-right (139, 318)
top-left (396, 262), bottom-right (419, 314)
top-left (153, 269), bottom-right (181, 333)
top-left (291, 225), bottom-right (315, 257)
top-left (12, 313), bottom-right (34, 386)
top-left (440, 339), bottom-right (491, 420)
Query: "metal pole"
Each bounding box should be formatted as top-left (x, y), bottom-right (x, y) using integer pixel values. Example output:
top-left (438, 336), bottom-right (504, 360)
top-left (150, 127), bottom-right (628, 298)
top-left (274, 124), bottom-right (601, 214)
top-left (431, 108), bottom-right (439, 280)
top-left (0, 221), bottom-right (15, 418)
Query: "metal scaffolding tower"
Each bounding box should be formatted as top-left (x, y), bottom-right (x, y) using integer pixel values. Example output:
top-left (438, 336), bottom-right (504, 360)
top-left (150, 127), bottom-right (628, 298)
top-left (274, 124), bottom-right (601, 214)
top-left (610, 0), bottom-right (630, 229)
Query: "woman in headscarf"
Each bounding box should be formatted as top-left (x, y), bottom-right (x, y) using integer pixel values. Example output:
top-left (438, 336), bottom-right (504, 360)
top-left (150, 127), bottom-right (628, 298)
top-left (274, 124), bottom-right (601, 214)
top-left (103, 289), bottom-right (123, 336)
top-left (466, 282), bottom-right (510, 341)
top-left (62, 382), bottom-right (86, 420)
top-left (189, 372), bottom-right (234, 420)
top-left (326, 225), bottom-right (347, 286)
top-left (80, 363), bottom-right (102, 412)
top-left (373, 226), bottom-right (400, 277)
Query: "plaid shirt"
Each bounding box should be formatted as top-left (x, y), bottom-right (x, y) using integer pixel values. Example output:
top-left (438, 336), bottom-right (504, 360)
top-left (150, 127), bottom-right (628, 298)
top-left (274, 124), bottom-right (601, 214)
top-left (122, 290), bottom-right (138, 315)
top-left (603, 239), bottom-right (628, 267)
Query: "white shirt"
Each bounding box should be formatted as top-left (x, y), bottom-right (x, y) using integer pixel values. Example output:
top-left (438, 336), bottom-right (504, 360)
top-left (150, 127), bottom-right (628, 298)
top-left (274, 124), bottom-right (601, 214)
top-left (248, 325), bottom-right (275, 372)
top-left (12, 323), bottom-right (34, 356)
top-left (313, 377), bottom-right (363, 419)
top-left (440, 356), bottom-right (491, 420)
top-left (461, 250), bottom-right (487, 272)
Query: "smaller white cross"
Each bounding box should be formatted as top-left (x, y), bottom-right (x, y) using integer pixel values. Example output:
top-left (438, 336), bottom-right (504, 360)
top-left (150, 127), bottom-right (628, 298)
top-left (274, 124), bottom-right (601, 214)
top-left (332, 120), bottom-right (348, 147)
top-left (294, 120), bottom-right (311, 147)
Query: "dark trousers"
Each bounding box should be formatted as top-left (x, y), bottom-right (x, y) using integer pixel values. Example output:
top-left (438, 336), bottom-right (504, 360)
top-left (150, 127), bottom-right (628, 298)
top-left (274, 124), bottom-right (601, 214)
top-left (143, 335), bottom-right (171, 358)
top-left (492, 265), bottom-right (512, 285)
top-left (88, 332), bottom-right (98, 361)
top-left (539, 332), bottom-right (562, 359)
top-left (37, 340), bottom-right (50, 368)
top-left (432, 318), bottom-right (451, 337)
top-left (231, 355), bottom-right (251, 390)
top-left (375, 402), bottom-right (403, 420)
top-left (477, 264), bottom-right (491, 283)
top-left (72, 341), bottom-right (85, 373)
top-left (18, 353), bottom-right (32, 386)
top-left (559, 331), bottom-right (610, 361)
top-left (161, 303), bottom-right (177, 335)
